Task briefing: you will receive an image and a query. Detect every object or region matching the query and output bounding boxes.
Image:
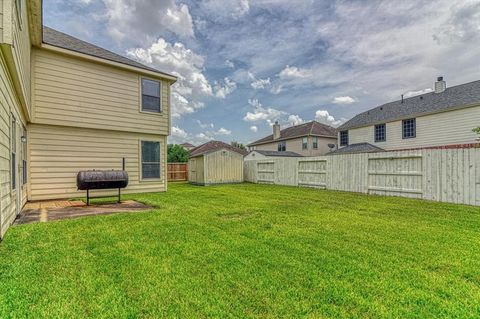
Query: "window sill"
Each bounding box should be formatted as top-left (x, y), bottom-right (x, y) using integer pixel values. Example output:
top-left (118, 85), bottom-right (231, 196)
top-left (139, 110), bottom-right (164, 116)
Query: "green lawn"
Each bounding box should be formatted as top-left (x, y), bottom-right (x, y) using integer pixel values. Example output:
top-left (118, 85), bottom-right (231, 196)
top-left (1, 183), bottom-right (479, 318)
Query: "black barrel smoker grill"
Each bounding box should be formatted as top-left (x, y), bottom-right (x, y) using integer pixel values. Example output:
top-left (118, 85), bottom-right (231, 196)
top-left (76, 159), bottom-right (129, 205)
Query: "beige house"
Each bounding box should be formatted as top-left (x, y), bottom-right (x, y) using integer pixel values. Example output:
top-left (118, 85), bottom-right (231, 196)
top-left (188, 141), bottom-right (247, 185)
top-left (334, 77), bottom-right (480, 154)
top-left (247, 121), bottom-right (337, 156)
top-left (0, 1), bottom-right (176, 237)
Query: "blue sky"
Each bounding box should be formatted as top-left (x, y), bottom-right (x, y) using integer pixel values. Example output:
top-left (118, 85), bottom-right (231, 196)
top-left (43, 0), bottom-right (480, 145)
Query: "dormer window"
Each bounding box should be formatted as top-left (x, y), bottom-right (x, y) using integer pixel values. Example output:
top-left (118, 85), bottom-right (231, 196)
top-left (141, 79), bottom-right (161, 113)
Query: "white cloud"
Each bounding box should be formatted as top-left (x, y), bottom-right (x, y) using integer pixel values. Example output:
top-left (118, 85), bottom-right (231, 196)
top-left (278, 65), bottom-right (311, 80)
top-left (196, 120), bottom-right (214, 129)
top-left (171, 126), bottom-right (188, 139)
top-left (127, 38), bottom-right (212, 118)
top-left (216, 127), bottom-right (232, 135)
top-left (214, 77), bottom-right (237, 99)
top-left (403, 88), bottom-right (433, 98)
top-left (101, 0), bottom-right (194, 44)
top-left (288, 114), bottom-right (304, 126)
top-left (251, 77), bottom-right (271, 90)
top-left (243, 99), bottom-right (287, 124)
top-left (225, 59), bottom-right (235, 68)
top-left (332, 96), bottom-right (356, 104)
top-left (250, 125), bottom-right (258, 133)
top-left (315, 110), bottom-right (344, 127)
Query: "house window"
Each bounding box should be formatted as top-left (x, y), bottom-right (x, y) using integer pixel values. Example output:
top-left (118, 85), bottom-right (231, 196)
top-left (340, 130), bottom-right (348, 146)
top-left (141, 141), bottom-right (161, 179)
top-left (278, 141), bottom-right (286, 152)
top-left (141, 79), bottom-right (161, 113)
top-left (302, 137), bottom-right (308, 150)
top-left (312, 137), bottom-right (318, 149)
top-left (374, 124), bottom-right (386, 142)
top-left (22, 126), bottom-right (27, 185)
top-left (11, 115), bottom-right (16, 190)
top-left (402, 118), bottom-right (416, 139)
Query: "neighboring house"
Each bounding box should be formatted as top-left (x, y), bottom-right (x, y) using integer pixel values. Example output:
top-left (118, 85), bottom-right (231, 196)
top-left (244, 150), bottom-right (303, 160)
top-left (180, 142), bottom-right (196, 151)
top-left (247, 121), bottom-right (337, 156)
top-left (334, 77), bottom-right (480, 154)
top-left (188, 141), bottom-right (247, 185)
top-left (0, 1), bottom-right (176, 238)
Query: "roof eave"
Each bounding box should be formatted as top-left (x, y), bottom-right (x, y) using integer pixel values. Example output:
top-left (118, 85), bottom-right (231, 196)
top-left (40, 43), bottom-right (178, 82)
top-left (248, 133), bottom-right (337, 146)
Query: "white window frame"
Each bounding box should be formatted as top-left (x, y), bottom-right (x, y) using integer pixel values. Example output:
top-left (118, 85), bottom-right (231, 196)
top-left (139, 140), bottom-right (162, 181)
top-left (140, 78), bottom-right (162, 114)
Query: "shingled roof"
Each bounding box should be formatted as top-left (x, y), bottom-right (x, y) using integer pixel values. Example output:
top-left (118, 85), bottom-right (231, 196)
top-left (43, 27), bottom-right (175, 79)
top-left (339, 80), bottom-right (480, 130)
top-left (190, 141), bottom-right (248, 157)
top-left (248, 121), bottom-right (336, 146)
top-left (328, 143), bottom-right (384, 155)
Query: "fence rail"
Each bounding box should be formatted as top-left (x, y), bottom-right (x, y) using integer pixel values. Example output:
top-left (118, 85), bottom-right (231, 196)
top-left (244, 148), bottom-right (480, 206)
top-left (167, 163), bottom-right (188, 181)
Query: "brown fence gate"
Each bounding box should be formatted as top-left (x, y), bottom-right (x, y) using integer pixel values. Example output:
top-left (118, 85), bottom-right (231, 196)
top-left (167, 163), bottom-right (188, 181)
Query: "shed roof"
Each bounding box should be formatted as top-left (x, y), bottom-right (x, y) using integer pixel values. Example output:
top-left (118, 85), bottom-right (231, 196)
top-left (43, 27), bottom-right (175, 79)
top-left (190, 141), bottom-right (248, 157)
top-left (180, 142), bottom-right (195, 148)
top-left (248, 121), bottom-right (336, 146)
top-left (339, 80), bottom-right (480, 130)
top-left (328, 143), bottom-right (384, 155)
top-left (251, 150), bottom-right (303, 157)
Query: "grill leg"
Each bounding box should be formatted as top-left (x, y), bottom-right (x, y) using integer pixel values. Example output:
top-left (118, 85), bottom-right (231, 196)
top-left (87, 189), bottom-right (90, 206)
top-left (118, 188), bottom-right (121, 203)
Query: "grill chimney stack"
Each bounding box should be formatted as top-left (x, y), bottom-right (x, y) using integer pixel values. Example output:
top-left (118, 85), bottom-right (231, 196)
top-left (435, 76), bottom-right (446, 93)
top-left (273, 121), bottom-right (281, 140)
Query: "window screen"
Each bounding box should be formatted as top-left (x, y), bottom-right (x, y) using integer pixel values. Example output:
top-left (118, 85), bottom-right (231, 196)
top-left (141, 141), bottom-right (161, 179)
top-left (340, 131), bottom-right (348, 146)
top-left (375, 124), bottom-right (386, 142)
top-left (312, 137), bottom-right (318, 149)
top-left (302, 137), bottom-right (308, 150)
top-left (278, 141), bottom-right (286, 152)
top-left (402, 118), bottom-right (416, 139)
top-left (141, 79), bottom-right (161, 112)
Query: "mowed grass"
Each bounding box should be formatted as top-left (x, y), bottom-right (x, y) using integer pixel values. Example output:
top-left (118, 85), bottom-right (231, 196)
top-left (1, 183), bottom-right (480, 318)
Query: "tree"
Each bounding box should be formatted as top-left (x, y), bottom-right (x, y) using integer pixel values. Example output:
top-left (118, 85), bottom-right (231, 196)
top-left (167, 144), bottom-right (189, 163)
top-left (473, 127), bottom-right (480, 135)
top-left (231, 141), bottom-right (246, 150)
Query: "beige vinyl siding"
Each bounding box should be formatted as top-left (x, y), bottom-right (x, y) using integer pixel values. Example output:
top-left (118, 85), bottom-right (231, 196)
top-left (343, 106), bottom-right (480, 150)
top-left (0, 49), bottom-right (27, 238)
top-left (0, 0), bottom-right (3, 43)
top-left (11, 0), bottom-right (30, 112)
top-left (253, 136), bottom-right (337, 156)
top-left (32, 48), bottom-right (170, 135)
top-left (29, 124), bottom-right (167, 201)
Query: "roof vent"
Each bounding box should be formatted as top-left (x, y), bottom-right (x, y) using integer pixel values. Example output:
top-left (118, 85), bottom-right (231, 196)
top-left (435, 76), bottom-right (446, 93)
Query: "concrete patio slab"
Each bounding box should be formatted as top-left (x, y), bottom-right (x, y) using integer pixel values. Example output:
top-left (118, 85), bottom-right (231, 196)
top-left (15, 200), bottom-right (151, 224)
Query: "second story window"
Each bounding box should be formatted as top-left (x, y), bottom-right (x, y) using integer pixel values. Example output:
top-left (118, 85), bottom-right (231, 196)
top-left (278, 141), bottom-right (286, 152)
top-left (141, 79), bottom-right (161, 113)
top-left (302, 137), bottom-right (308, 150)
top-left (402, 118), bottom-right (416, 139)
top-left (312, 137), bottom-right (318, 149)
top-left (374, 124), bottom-right (386, 142)
top-left (340, 130), bottom-right (348, 146)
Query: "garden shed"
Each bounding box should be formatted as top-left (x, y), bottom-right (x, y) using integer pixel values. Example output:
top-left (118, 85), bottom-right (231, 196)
top-left (188, 141), bottom-right (248, 185)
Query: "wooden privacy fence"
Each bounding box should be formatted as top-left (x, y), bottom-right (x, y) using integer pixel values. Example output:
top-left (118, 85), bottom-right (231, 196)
top-left (167, 163), bottom-right (188, 181)
top-left (244, 148), bottom-right (480, 206)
